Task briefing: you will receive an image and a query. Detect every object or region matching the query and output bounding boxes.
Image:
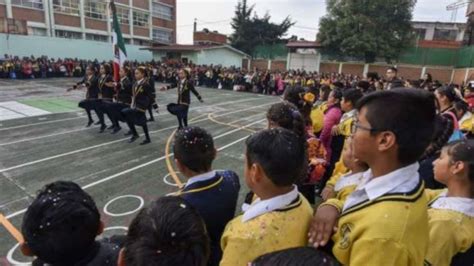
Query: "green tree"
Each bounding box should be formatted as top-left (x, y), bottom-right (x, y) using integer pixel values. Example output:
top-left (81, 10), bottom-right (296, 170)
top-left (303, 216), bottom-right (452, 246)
top-left (230, 0), bottom-right (295, 55)
top-left (317, 0), bottom-right (416, 63)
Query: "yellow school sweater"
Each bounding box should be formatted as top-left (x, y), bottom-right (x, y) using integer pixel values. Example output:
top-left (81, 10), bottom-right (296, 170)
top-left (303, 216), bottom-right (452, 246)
top-left (334, 172), bottom-right (363, 202)
top-left (325, 181), bottom-right (428, 266)
top-left (424, 189), bottom-right (474, 266)
top-left (311, 102), bottom-right (328, 134)
top-left (220, 194), bottom-right (313, 266)
top-left (459, 112), bottom-right (473, 134)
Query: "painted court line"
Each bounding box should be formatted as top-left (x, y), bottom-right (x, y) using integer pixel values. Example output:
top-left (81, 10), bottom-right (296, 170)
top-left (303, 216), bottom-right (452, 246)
top-left (0, 101), bottom-right (276, 174)
top-left (5, 118), bottom-right (264, 219)
top-left (0, 95), bottom-right (263, 132)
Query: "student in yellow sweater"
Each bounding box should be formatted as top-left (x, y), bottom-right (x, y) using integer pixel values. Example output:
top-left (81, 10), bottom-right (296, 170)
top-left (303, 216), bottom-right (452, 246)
top-left (424, 140), bottom-right (474, 266)
top-left (333, 137), bottom-right (368, 202)
top-left (309, 89), bottom-right (437, 265)
top-left (454, 101), bottom-right (473, 137)
top-left (220, 128), bottom-right (313, 266)
top-left (321, 88), bottom-right (363, 200)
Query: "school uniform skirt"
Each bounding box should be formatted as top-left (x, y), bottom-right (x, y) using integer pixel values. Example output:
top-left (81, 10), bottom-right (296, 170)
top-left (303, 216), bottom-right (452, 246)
top-left (122, 108), bottom-right (147, 127)
top-left (106, 102), bottom-right (129, 122)
top-left (167, 103), bottom-right (188, 117)
top-left (78, 98), bottom-right (100, 111)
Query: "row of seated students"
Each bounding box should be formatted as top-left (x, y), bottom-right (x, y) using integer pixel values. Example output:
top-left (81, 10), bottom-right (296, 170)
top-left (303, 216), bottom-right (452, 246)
top-left (18, 89), bottom-right (473, 265)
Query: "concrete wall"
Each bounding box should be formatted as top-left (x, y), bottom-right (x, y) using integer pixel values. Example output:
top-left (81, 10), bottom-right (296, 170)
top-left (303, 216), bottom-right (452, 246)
top-left (0, 33), bottom-right (152, 62)
top-left (197, 47), bottom-right (243, 68)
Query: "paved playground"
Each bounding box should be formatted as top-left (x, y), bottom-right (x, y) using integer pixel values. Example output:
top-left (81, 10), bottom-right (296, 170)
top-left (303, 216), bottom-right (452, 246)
top-left (0, 78), bottom-right (279, 264)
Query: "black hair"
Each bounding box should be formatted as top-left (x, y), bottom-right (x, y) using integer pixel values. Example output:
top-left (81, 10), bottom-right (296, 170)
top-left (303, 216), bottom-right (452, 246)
top-left (284, 86), bottom-right (312, 126)
top-left (366, 72), bottom-right (379, 81)
top-left (454, 100), bottom-right (469, 117)
top-left (21, 181), bottom-right (100, 265)
top-left (332, 81), bottom-right (344, 89)
top-left (436, 85), bottom-right (462, 103)
top-left (444, 140), bottom-right (474, 189)
top-left (324, 88), bottom-right (343, 114)
top-left (420, 115), bottom-right (454, 161)
top-left (245, 128), bottom-right (307, 186)
top-left (387, 66), bottom-right (398, 73)
top-left (356, 81), bottom-right (370, 92)
top-left (251, 247), bottom-right (338, 266)
top-left (356, 89), bottom-right (436, 165)
top-left (424, 73), bottom-right (433, 83)
top-left (320, 85), bottom-right (331, 101)
top-left (102, 63), bottom-right (112, 75)
top-left (342, 88), bottom-right (364, 107)
top-left (136, 66), bottom-right (148, 77)
top-left (124, 196), bottom-right (210, 266)
top-left (173, 127), bottom-right (215, 173)
top-left (267, 102), bottom-right (306, 138)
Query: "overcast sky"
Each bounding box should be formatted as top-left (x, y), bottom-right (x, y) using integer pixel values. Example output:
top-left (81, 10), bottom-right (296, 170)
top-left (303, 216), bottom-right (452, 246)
top-left (176, 0), bottom-right (469, 44)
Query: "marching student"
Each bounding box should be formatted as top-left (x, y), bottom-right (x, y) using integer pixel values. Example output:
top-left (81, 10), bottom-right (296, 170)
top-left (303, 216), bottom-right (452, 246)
top-left (145, 67), bottom-right (157, 122)
top-left (70, 65), bottom-right (100, 127)
top-left (96, 64), bottom-right (116, 133)
top-left (425, 140), bottom-right (474, 266)
top-left (171, 126), bottom-right (240, 266)
top-left (106, 67), bottom-right (133, 134)
top-left (122, 67), bottom-right (153, 145)
top-left (162, 69), bottom-right (203, 129)
top-left (309, 89), bottom-right (437, 265)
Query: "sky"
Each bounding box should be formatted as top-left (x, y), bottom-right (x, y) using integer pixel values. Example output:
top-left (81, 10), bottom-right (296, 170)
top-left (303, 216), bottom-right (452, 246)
top-left (176, 0), bottom-right (469, 44)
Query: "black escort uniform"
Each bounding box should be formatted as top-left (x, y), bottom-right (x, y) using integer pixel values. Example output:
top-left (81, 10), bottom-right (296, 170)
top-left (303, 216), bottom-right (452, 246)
top-left (167, 78), bottom-right (203, 129)
top-left (77, 74), bottom-right (100, 127)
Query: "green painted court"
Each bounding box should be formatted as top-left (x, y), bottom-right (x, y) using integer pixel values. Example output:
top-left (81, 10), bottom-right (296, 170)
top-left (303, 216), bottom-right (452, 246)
top-left (0, 78), bottom-right (279, 264)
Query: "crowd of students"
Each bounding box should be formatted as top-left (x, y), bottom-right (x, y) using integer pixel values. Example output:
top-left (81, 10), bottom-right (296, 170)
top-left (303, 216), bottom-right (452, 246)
top-left (12, 64), bottom-right (473, 266)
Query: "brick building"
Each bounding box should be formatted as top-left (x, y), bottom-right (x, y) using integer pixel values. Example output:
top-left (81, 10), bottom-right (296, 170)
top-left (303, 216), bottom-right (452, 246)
top-left (0, 0), bottom-right (176, 46)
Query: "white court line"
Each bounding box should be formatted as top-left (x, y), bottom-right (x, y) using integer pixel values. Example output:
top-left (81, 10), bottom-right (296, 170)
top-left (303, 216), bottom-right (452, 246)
top-left (0, 96), bottom-right (264, 132)
top-left (0, 97), bottom-right (271, 146)
top-left (5, 118), bottom-right (264, 219)
top-left (0, 101), bottom-right (276, 174)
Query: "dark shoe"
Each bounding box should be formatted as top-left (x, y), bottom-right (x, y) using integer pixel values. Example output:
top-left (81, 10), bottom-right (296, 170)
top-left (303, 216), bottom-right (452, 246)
top-left (94, 121), bottom-right (101, 125)
top-left (86, 120), bottom-right (94, 127)
top-left (128, 135), bottom-right (139, 143)
top-left (124, 131), bottom-right (133, 136)
top-left (140, 139), bottom-right (151, 145)
top-left (107, 125), bottom-right (115, 130)
top-left (99, 125), bottom-right (106, 133)
top-left (147, 118), bottom-right (154, 122)
top-left (111, 126), bottom-right (121, 134)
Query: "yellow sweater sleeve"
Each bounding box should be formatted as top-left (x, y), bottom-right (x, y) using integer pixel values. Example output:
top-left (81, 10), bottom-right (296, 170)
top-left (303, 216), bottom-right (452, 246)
top-left (424, 189), bottom-right (446, 203)
top-left (320, 198), bottom-right (344, 213)
top-left (220, 233), bottom-right (257, 266)
top-left (348, 238), bottom-right (413, 266)
top-left (425, 218), bottom-right (469, 266)
top-left (326, 160), bottom-right (348, 187)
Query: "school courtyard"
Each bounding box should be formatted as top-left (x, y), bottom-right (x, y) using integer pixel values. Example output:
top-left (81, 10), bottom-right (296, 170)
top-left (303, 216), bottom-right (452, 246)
top-left (0, 78), bottom-right (278, 264)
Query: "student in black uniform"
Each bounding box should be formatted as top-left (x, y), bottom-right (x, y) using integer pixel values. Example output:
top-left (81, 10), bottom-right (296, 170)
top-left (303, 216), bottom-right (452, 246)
top-left (106, 67), bottom-right (133, 134)
top-left (146, 67), bottom-right (157, 122)
top-left (96, 64), bottom-right (116, 133)
top-left (122, 67), bottom-right (153, 145)
top-left (162, 69), bottom-right (203, 129)
top-left (69, 65), bottom-right (100, 127)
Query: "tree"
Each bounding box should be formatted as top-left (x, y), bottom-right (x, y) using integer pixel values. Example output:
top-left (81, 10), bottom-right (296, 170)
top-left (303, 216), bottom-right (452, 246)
top-left (317, 0), bottom-right (416, 63)
top-left (230, 0), bottom-right (295, 55)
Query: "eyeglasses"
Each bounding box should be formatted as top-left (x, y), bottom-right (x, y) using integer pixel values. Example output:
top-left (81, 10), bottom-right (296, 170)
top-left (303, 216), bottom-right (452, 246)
top-left (351, 121), bottom-right (381, 134)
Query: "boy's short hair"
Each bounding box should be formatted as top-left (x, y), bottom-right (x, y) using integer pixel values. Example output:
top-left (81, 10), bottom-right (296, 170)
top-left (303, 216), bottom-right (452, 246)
top-left (173, 127), bottom-right (215, 173)
top-left (245, 128), bottom-right (307, 186)
top-left (356, 89), bottom-right (436, 165)
top-left (123, 196), bottom-right (210, 266)
top-left (366, 72), bottom-right (379, 81)
top-left (342, 88), bottom-right (364, 106)
top-left (251, 247), bottom-right (338, 266)
top-left (21, 181), bottom-right (100, 265)
top-left (387, 66), bottom-right (398, 73)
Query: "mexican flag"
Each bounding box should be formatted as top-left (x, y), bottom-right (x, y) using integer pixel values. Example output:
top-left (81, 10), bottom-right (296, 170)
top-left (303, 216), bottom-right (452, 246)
top-left (110, 0), bottom-right (127, 82)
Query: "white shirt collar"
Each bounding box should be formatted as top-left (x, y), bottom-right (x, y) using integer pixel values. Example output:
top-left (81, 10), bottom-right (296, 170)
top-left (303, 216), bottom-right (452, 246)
top-left (242, 185), bottom-right (299, 222)
top-left (362, 163), bottom-right (420, 200)
top-left (431, 191), bottom-right (474, 217)
top-left (137, 78), bottom-right (145, 85)
top-left (184, 170), bottom-right (216, 189)
top-left (334, 171), bottom-right (364, 192)
top-left (340, 109), bottom-right (357, 122)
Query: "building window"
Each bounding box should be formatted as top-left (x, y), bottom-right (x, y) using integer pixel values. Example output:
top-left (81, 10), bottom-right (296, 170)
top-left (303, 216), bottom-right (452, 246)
top-left (133, 38), bottom-right (150, 46)
top-left (55, 29), bottom-right (82, 39)
top-left (53, 0), bottom-right (80, 15)
top-left (133, 10), bottom-right (149, 27)
top-left (152, 2), bottom-right (172, 20)
top-left (11, 0), bottom-right (43, 10)
top-left (433, 28), bottom-right (457, 41)
top-left (413, 28), bottom-right (426, 40)
top-left (28, 26), bottom-right (47, 36)
top-left (152, 28), bottom-right (172, 43)
top-left (86, 33), bottom-right (108, 42)
top-left (116, 6), bottom-right (130, 24)
top-left (84, 0), bottom-right (107, 20)
top-left (124, 38), bottom-right (131, 44)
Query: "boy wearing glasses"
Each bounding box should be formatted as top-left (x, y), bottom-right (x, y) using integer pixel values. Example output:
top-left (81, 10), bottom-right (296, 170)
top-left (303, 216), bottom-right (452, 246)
top-left (309, 89), bottom-right (436, 265)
